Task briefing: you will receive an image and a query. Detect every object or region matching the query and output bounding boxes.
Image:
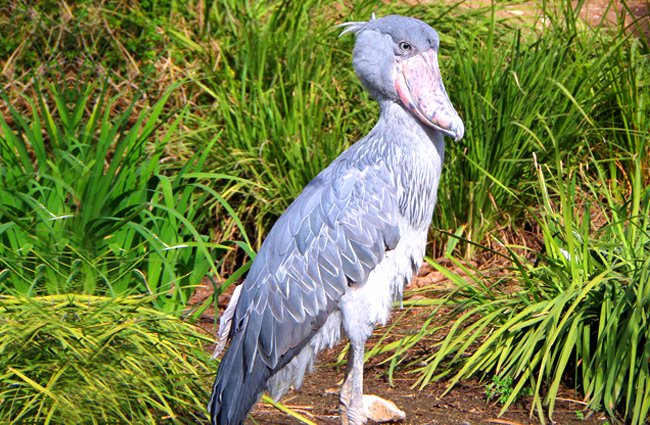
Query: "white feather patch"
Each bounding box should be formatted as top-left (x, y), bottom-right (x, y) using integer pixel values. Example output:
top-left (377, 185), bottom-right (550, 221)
top-left (212, 284), bottom-right (243, 359)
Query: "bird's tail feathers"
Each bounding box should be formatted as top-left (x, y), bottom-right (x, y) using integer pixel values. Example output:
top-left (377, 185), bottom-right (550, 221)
top-left (208, 326), bottom-right (271, 425)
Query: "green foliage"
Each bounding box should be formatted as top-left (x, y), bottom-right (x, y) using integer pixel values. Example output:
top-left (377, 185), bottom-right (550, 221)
top-left (180, 0), bottom-right (506, 247)
top-left (0, 294), bottom-right (215, 424)
top-left (0, 82), bottom-right (240, 314)
top-left (1, 1), bottom-right (648, 423)
top-left (435, 2), bottom-right (648, 256)
top-left (188, 0), bottom-right (368, 244)
top-left (0, 1), bottom-right (173, 81)
top-left (370, 17), bottom-right (647, 417)
top-left (171, 0), bottom-right (648, 259)
top-left (380, 146), bottom-right (649, 423)
top-left (486, 375), bottom-right (514, 405)
top-left (485, 375), bottom-right (533, 405)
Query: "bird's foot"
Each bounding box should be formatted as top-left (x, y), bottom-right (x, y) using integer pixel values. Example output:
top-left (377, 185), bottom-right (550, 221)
top-left (343, 409), bottom-right (366, 425)
top-left (362, 394), bottom-right (405, 423)
top-left (340, 399), bottom-right (366, 425)
top-left (339, 403), bottom-right (350, 425)
top-left (341, 394), bottom-right (406, 424)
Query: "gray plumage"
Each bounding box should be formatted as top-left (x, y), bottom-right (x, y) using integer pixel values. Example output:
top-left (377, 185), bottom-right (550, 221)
top-left (209, 14), bottom-right (463, 425)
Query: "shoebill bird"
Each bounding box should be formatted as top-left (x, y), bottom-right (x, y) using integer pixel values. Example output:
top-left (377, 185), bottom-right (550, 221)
top-left (208, 14), bottom-right (464, 425)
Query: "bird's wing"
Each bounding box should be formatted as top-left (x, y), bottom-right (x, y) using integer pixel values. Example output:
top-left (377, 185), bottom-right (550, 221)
top-left (209, 157), bottom-right (402, 423)
top-left (234, 157), bottom-right (401, 371)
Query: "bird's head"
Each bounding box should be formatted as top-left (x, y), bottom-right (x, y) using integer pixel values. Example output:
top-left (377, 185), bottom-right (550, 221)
top-left (340, 14), bottom-right (464, 141)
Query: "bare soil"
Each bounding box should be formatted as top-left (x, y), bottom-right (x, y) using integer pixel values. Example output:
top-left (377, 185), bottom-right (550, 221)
top-left (193, 264), bottom-right (610, 425)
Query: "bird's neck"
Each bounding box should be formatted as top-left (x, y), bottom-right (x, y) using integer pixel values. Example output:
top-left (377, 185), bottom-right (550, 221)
top-left (375, 100), bottom-right (445, 158)
top-left (369, 100), bottom-right (446, 229)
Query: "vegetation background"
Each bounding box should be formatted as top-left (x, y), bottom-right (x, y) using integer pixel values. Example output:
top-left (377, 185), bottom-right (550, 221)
top-left (0, 0), bottom-right (647, 423)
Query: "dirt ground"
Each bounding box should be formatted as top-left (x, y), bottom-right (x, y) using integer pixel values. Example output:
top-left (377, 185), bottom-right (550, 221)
top-left (194, 264), bottom-right (611, 425)
top-left (576, 0), bottom-right (649, 39)
top-left (250, 372), bottom-right (608, 425)
top-left (247, 349), bottom-right (609, 425)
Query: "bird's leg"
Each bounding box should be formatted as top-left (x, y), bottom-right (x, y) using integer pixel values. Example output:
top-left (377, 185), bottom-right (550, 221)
top-left (339, 347), bottom-right (354, 424)
top-left (340, 339), bottom-right (366, 425)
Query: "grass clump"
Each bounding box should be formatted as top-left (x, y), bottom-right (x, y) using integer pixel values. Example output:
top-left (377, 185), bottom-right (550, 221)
top-left (435, 2), bottom-right (648, 256)
top-left (384, 146), bottom-right (649, 423)
top-left (191, 0), bottom-right (365, 245)
top-left (0, 294), bottom-right (215, 424)
top-left (0, 81), bottom-right (245, 314)
top-left (0, 0), bottom-right (647, 423)
top-left (186, 0), bottom-right (508, 247)
top-left (373, 15), bottom-right (648, 416)
top-left (0, 1), bottom-right (181, 102)
top-left (485, 375), bottom-right (533, 405)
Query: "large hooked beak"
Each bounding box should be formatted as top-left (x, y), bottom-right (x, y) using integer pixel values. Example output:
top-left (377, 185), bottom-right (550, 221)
top-left (394, 49), bottom-right (464, 141)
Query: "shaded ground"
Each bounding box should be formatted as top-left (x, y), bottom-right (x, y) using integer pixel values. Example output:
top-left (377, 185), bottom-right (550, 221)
top-left (193, 264), bottom-right (610, 425)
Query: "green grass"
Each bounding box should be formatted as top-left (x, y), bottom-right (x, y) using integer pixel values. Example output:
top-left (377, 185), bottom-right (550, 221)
top-left (184, 0), bottom-right (371, 245)
top-left (169, 0), bottom-right (648, 260)
top-left (433, 1), bottom-right (648, 256)
top-left (376, 121), bottom-right (648, 423)
top-left (350, 3), bottom-right (648, 422)
top-left (0, 294), bottom-right (215, 424)
top-left (0, 81), bottom-right (250, 315)
top-left (176, 0), bottom-right (516, 247)
top-left (0, 0), bottom-right (648, 423)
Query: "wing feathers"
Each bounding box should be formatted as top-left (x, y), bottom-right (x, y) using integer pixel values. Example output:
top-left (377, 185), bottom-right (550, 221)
top-left (295, 216), bottom-right (313, 254)
top-left (210, 160), bottom-right (402, 423)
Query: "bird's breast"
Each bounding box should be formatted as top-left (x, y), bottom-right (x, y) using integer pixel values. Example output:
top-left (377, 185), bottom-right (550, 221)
top-left (337, 127), bottom-right (443, 341)
top-left (339, 225), bottom-right (427, 342)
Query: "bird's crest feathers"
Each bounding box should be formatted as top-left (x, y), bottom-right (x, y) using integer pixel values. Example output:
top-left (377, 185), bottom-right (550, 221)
top-left (336, 12), bottom-right (377, 37)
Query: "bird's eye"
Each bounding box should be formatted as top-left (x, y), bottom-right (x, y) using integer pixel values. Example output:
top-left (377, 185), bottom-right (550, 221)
top-left (399, 41), bottom-right (413, 52)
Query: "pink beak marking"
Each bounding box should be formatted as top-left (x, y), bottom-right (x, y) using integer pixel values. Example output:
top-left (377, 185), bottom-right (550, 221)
top-left (394, 49), bottom-right (464, 141)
